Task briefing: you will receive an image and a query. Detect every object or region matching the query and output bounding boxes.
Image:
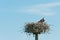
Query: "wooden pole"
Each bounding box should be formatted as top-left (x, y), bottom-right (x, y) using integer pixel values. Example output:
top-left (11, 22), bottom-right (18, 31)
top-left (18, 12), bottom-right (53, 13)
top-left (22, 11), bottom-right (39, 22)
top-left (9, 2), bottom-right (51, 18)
top-left (35, 33), bottom-right (38, 40)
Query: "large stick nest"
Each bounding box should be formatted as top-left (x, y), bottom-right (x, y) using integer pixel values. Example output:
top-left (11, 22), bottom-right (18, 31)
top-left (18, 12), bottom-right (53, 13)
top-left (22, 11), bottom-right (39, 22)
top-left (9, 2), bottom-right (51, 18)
top-left (25, 18), bottom-right (50, 34)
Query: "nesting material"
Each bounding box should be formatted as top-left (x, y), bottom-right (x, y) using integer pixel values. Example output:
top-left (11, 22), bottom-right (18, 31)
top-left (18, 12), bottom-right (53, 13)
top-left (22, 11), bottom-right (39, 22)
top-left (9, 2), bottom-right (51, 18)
top-left (25, 18), bottom-right (49, 34)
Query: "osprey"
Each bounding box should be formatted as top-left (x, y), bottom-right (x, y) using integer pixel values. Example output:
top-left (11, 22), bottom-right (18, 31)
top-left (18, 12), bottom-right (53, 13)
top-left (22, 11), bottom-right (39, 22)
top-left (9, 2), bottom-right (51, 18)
top-left (38, 18), bottom-right (45, 23)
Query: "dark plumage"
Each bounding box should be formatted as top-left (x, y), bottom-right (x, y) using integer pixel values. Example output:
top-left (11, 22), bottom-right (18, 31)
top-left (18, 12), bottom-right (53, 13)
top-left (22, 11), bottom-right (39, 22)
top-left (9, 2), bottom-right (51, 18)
top-left (39, 18), bottom-right (45, 23)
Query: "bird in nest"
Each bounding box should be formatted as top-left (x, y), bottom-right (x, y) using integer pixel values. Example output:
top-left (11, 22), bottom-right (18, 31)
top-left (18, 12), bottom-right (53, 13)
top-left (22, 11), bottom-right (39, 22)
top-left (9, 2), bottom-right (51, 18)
top-left (38, 18), bottom-right (45, 23)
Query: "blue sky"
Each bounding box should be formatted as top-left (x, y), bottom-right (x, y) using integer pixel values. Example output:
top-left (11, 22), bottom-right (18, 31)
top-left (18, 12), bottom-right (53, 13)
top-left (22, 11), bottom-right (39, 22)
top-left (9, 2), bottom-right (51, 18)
top-left (0, 0), bottom-right (60, 40)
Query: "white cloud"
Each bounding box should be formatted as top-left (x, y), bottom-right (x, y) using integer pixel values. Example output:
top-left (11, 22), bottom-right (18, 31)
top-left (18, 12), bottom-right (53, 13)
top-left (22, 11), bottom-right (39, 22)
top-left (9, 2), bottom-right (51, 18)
top-left (34, 2), bottom-right (60, 8)
top-left (17, 2), bottom-right (60, 16)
